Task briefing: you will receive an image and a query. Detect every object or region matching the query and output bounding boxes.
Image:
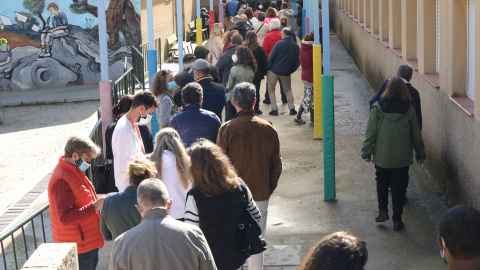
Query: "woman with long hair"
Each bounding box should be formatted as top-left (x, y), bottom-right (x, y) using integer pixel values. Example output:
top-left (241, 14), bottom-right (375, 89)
top-left (148, 128), bottom-right (190, 220)
top-left (224, 45), bottom-right (257, 121)
top-left (361, 77), bottom-right (426, 231)
top-left (184, 139), bottom-right (260, 270)
top-left (150, 70), bottom-right (181, 138)
top-left (294, 31), bottom-right (315, 126)
top-left (100, 157), bottom-right (158, 240)
top-left (299, 231), bottom-right (368, 270)
top-left (209, 23), bottom-right (224, 65)
top-left (245, 30), bottom-right (267, 115)
top-left (222, 29), bottom-right (239, 53)
top-left (263, 7), bottom-right (278, 24)
top-left (244, 7), bottom-right (258, 25)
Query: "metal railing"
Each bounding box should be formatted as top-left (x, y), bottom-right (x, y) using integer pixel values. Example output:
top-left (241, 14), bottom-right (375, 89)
top-left (131, 46), bottom-right (145, 91)
top-left (112, 67), bottom-right (136, 106)
top-left (139, 37), bottom-right (162, 79)
top-left (0, 111), bottom-right (104, 270)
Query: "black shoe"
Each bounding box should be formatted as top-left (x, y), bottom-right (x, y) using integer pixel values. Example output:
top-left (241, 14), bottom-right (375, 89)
top-left (393, 221), bottom-right (404, 231)
top-left (289, 109), bottom-right (298, 115)
top-left (263, 100), bottom-right (271, 104)
top-left (375, 210), bottom-right (389, 222)
top-left (282, 100), bottom-right (288, 104)
top-left (255, 109), bottom-right (263, 115)
top-left (269, 110), bottom-right (278, 116)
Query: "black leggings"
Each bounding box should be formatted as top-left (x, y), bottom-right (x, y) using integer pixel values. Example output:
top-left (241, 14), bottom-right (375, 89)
top-left (375, 165), bottom-right (410, 221)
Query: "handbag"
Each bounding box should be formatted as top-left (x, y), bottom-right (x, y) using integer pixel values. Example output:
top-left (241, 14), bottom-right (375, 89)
top-left (236, 185), bottom-right (267, 257)
top-left (93, 162), bottom-right (118, 194)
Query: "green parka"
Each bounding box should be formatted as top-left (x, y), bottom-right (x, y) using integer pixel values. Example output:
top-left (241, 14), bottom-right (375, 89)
top-left (361, 101), bottom-right (426, 168)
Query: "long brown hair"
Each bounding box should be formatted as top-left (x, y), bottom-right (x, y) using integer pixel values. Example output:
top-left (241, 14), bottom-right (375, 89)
top-left (222, 30), bottom-right (239, 45)
top-left (245, 30), bottom-right (259, 52)
top-left (188, 139), bottom-right (240, 197)
top-left (299, 231), bottom-right (368, 270)
top-left (380, 77), bottom-right (412, 102)
top-left (148, 128), bottom-right (190, 189)
top-left (151, 70), bottom-right (173, 97)
top-left (265, 7), bottom-right (278, 18)
top-left (234, 45), bottom-right (257, 73)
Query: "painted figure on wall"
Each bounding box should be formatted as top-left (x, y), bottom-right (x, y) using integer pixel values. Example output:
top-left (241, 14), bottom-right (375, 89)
top-left (40, 3), bottom-right (69, 57)
top-left (0, 0), bottom-right (142, 91)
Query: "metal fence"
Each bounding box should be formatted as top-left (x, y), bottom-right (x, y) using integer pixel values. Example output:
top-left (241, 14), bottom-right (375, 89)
top-left (112, 67), bottom-right (136, 106)
top-left (139, 37), bottom-right (162, 79)
top-left (131, 46), bottom-right (145, 91)
top-left (0, 111), bottom-right (104, 270)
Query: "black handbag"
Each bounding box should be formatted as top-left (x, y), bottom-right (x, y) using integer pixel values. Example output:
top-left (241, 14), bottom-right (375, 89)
top-left (236, 185), bottom-right (267, 257)
top-left (93, 162), bottom-right (119, 194)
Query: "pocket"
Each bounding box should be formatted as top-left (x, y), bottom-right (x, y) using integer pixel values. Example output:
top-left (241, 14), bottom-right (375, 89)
top-left (78, 225), bottom-right (85, 246)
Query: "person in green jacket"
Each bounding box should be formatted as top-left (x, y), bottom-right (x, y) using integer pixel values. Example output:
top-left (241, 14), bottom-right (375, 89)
top-left (361, 77), bottom-right (426, 231)
top-left (225, 45), bottom-right (256, 121)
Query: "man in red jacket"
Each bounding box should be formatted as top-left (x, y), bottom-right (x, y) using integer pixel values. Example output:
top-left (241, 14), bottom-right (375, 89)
top-left (48, 136), bottom-right (106, 270)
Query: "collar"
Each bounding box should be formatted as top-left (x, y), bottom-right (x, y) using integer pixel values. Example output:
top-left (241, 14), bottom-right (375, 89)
top-left (283, 37), bottom-right (292, 41)
top-left (195, 75), bottom-right (213, 83)
top-left (400, 78), bottom-right (410, 84)
top-left (58, 156), bottom-right (81, 174)
top-left (234, 108), bottom-right (256, 118)
top-left (123, 185), bottom-right (137, 193)
top-left (142, 207), bottom-right (170, 221)
top-left (184, 104), bottom-right (201, 110)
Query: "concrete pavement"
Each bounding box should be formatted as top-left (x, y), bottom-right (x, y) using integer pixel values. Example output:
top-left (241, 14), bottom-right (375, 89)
top-left (0, 32), bottom-right (449, 269)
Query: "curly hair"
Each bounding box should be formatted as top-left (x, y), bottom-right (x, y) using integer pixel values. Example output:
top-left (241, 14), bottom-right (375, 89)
top-left (234, 45), bottom-right (257, 73)
top-left (245, 31), bottom-right (259, 52)
top-left (151, 70), bottom-right (173, 97)
top-left (265, 7), bottom-right (278, 18)
top-left (127, 157), bottom-right (158, 188)
top-left (221, 30), bottom-right (239, 45)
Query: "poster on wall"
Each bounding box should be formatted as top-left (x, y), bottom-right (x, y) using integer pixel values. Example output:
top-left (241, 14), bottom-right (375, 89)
top-left (0, 0), bottom-right (142, 91)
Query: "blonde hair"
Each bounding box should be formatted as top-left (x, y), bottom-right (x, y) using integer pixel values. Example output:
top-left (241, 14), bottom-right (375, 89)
top-left (222, 30), bottom-right (239, 45)
top-left (188, 139), bottom-right (240, 197)
top-left (127, 157), bottom-right (158, 188)
top-left (149, 128), bottom-right (190, 188)
top-left (210, 23), bottom-right (223, 42)
top-left (64, 135), bottom-right (101, 159)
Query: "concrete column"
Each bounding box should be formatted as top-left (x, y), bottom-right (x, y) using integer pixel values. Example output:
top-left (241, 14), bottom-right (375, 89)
top-left (364, 0), bottom-right (371, 28)
top-left (353, 0), bottom-right (357, 18)
top-left (439, 0), bottom-right (467, 96)
top-left (358, 0), bottom-right (364, 23)
top-left (475, 0), bottom-right (480, 118)
top-left (22, 243), bottom-right (78, 270)
top-left (401, 0), bottom-right (417, 60)
top-left (418, 0), bottom-right (436, 73)
top-left (389, 0), bottom-right (401, 49)
top-left (371, 0), bottom-right (379, 34)
top-left (379, 0), bottom-right (389, 40)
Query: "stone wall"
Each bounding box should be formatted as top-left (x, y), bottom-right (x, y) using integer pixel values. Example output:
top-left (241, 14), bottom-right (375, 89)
top-left (21, 243), bottom-right (78, 270)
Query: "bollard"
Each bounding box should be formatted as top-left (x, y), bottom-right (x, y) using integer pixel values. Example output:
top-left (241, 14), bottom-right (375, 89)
top-left (196, 18), bottom-right (203, 45)
top-left (313, 45), bottom-right (322, 139)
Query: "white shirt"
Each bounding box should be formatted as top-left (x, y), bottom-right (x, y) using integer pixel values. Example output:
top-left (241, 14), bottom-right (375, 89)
top-left (112, 115), bottom-right (144, 192)
top-left (161, 150), bottom-right (190, 219)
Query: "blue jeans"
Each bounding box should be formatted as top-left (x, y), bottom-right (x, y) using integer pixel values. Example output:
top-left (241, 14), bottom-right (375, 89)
top-left (264, 76), bottom-right (287, 103)
top-left (78, 248), bottom-right (99, 270)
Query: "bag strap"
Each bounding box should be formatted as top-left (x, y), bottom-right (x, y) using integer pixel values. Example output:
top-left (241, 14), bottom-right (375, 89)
top-left (256, 23), bottom-right (265, 34)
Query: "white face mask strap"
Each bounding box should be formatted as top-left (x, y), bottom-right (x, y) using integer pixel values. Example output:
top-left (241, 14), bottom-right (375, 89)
top-left (440, 236), bottom-right (446, 259)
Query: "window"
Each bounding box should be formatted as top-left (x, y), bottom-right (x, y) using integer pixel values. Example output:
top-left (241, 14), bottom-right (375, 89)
top-left (467, 0), bottom-right (476, 100)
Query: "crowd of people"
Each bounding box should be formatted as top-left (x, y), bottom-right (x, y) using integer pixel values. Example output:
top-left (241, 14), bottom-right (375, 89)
top-left (44, 2), bottom-right (480, 269)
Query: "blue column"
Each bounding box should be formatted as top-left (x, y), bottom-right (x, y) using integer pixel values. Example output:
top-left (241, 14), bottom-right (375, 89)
top-left (147, 0), bottom-right (157, 85)
top-left (322, 0), bottom-right (331, 74)
top-left (302, 8), bottom-right (306, 38)
top-left (177, 0), bottom-right (184, 71)
top-left (98, 0), bottom-right (109, 82)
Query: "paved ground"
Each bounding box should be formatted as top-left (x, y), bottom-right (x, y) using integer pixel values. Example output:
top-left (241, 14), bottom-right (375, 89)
top-left (0, 33), bottom-right (449, 270)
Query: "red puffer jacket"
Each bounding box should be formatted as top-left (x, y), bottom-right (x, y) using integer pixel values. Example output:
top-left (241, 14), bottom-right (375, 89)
top-left (300, 40), bottom-right (314, 83)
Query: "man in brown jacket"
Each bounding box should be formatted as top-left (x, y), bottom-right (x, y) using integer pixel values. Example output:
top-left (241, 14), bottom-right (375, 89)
top-left (217, 82), bottom-right (282, 270)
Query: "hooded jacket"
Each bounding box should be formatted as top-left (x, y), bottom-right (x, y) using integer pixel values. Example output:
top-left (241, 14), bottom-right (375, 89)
top-left (229, 21), bottom-right (254, 39)
top-left (278, 8), bottom-right (295, 29)
top-left (299, 40), bottom-right (314, 83)
top-left (361, 100), bottom-right (426, 168)
top-left (216, 46), bottom-right (237, 85)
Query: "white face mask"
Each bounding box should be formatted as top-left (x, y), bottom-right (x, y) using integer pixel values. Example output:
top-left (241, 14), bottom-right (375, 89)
top-left (232, 54), bottom-right (238, 63)
top-left (138, 108), bottom-right (153, 125)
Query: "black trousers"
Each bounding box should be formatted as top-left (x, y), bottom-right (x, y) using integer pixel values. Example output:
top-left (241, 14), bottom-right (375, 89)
top-left (375, 165), bottom-right (410, 221)
top-left (253, 78), bottom-right (262, 111)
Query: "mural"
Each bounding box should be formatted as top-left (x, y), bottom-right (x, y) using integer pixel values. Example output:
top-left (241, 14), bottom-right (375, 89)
top-left (0, 0), bottom-right (142, 90)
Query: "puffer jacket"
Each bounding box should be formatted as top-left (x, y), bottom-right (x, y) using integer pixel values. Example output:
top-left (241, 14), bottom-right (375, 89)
top-left (299, 40), bottom-right (314, 83)
top-left (278, 8), bottom-right (295, 29)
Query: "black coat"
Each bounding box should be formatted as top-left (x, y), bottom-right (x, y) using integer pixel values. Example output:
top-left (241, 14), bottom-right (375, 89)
top-left (216, 46), bottom-right (237, 86)
top-left (251, 46), bottom-right (268, 81)
top-left (174, 65), bottom-right (221, 107)
top-left (229, 21), bottom-right (254, 39)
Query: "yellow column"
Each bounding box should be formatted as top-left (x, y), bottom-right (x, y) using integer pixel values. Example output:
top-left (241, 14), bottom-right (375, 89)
top-left (196, 18), bottom-right (203, 45)
top-left (314, 45), bottom-right (323, 139)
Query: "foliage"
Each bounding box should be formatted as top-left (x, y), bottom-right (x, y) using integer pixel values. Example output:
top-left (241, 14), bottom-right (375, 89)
top-left (70, 2), bottom-right (88, 15)
top-left (84, 18), bottom-right (95, 31)
top-left (22, 0), bottom-right (46, 15)
top-left (0, 25), bottom-right (6, 45)
top-left (14, 13), bottom-right (40, 32)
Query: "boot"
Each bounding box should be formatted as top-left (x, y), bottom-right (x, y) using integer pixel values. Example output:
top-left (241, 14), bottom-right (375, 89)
top-left (44, 45), bottom-right (51, 57)
top-left (375, 210), bottom-right (389, 222)
top-left (39, 45), bottom-right (46, 57)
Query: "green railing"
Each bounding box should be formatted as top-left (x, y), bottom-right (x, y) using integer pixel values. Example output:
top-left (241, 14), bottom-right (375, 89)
top-left (131, 46), bottom-right (145, 91)
top-left (112, 67), bottom-right (136, 106)
top-left (0, 110), bottom-right (104, 270)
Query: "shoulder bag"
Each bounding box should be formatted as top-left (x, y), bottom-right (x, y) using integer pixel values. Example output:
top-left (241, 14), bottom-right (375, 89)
top-left (236, 184), bottom-right (267, 256)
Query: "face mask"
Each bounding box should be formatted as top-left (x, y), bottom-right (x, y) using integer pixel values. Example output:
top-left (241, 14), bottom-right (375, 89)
top-left (439, 237), bottom-right (448, 265)
top-left (221, 29), bottom-right (225, 33)
top-left (168, 81), bottom-right (176, 91)
top-left (259, 5), bottom-right (263, 9)
top-left (75, 155), bottom-right (91, 172)
top-left (232, 54), bottom-right (238, 63)
top-left (243, 5), bottom-right (246, 8)
top-left (296, 3), bottom-right (299, 7)
top-left (138, 108), bottom-right (153, 125)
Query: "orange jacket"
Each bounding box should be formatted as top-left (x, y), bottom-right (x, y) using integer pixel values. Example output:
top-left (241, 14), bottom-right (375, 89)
top-left (48, 157), bottom-right (104, 254)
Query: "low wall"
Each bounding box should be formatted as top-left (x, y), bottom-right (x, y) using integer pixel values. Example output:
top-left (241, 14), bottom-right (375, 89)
top-left (334, 5), bottom-right (480, 208)
top-left (21, 243), bottom-right (78, 270)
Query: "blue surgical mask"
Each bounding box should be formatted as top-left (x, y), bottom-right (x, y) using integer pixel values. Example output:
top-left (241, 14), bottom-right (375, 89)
top-left (75, 155), bottom-right (91, 172)
top-left (259, 5), bottom-right (263, 9)
top-left (168, 81), bottom-right (176, 90)
top-left (296, 3), bottom-right (300, 7)
top-left (243, 5), bottom-right (247, 8)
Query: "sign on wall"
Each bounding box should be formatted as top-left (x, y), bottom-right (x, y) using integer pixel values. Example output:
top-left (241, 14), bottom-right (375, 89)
top-left (0, 0), bottom-right (142, 90)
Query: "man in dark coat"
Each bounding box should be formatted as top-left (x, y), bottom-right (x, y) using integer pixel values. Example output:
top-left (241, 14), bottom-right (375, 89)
top-left (216, 34), bottom-right (243, 86)
top-left (229, 15), bottom-right (254, 39)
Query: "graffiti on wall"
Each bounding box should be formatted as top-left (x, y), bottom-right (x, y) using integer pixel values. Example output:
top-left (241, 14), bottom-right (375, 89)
top-left (0, 0), bottom-right (142, 90)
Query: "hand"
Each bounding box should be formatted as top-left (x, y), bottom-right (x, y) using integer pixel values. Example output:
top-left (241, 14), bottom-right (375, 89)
top-left (364, 158), bottom-right (371, 163)
top-left (93, 197), bottom-right (106, 210)
top-left (418, 159), bottom-right (425, 165)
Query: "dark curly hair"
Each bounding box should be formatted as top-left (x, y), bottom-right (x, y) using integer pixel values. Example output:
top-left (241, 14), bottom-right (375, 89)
top-left (234, 45), bottom-right (257, 73)
top-left (151, 70), bottom-right (173, 97)
top-left (265, 7), bottom-right (277, 18)
top-left (245, 31), bottom-right (259, 52)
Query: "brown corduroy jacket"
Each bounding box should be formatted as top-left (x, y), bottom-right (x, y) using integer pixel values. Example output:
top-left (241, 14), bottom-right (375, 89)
top-left (217, 109), bottom-right (282, 201)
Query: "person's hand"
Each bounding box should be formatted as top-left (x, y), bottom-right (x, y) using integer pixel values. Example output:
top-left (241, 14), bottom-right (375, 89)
top-left (364, 158), bottom-right (371, 163)
top-left (93, 197), bottom-right (106, 210)
top-left (418, 159), bottom-right (425, 165)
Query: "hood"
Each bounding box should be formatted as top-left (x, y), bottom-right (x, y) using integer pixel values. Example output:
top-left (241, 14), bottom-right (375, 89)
top-left (301, 40), bottom-right (314, 50)
top-left (283, 9), bottom-right (295, 16)
top-left (373, 100), bottom-right (410, 121)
